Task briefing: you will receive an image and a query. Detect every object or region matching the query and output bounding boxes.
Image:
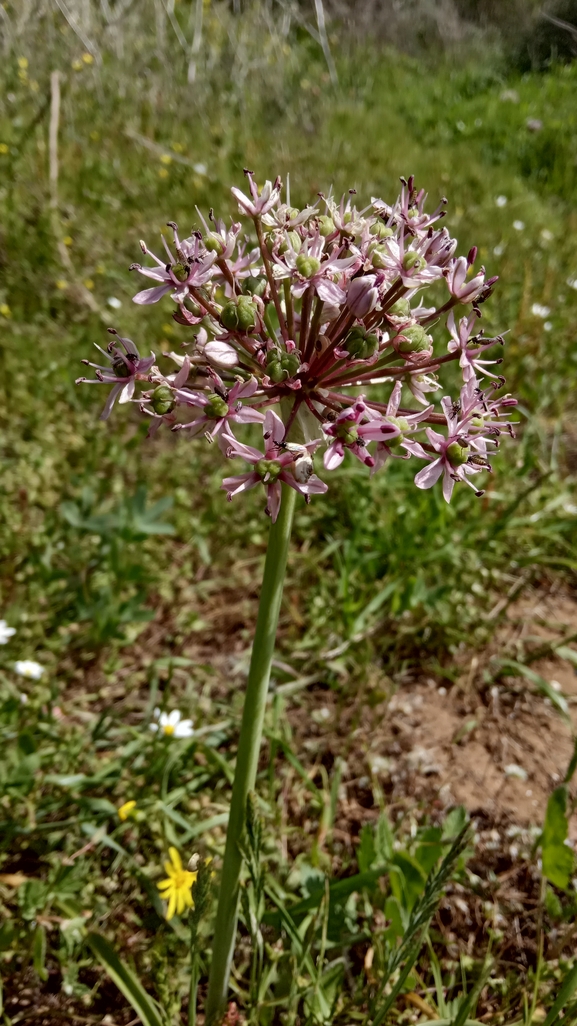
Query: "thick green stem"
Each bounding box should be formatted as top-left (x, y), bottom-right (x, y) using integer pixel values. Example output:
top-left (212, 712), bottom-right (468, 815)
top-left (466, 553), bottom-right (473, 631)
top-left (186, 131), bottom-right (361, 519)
top-left (205, 485), bottom-right (297, 1022)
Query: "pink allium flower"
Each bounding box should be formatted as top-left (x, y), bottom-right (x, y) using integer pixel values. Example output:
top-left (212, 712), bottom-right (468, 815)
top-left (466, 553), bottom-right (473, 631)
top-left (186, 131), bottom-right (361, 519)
top-left (173, 374), bottom-right (265, 447)
top-left (231, 170), bottom-right (282, 217)
top-left (221, 410), bottom-right (327, 521)
top-left (76, 331), bottom-right (156, 420)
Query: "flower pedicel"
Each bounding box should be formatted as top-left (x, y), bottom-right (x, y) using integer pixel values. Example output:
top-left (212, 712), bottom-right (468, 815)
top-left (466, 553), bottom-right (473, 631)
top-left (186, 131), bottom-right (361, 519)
top-left (77, 172), bottom-right (516, 516)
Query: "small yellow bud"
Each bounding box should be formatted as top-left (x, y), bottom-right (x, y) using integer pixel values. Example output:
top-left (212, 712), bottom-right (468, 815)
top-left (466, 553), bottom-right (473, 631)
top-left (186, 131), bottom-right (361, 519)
top-left (18, 57), bottom-right (28, 70)
top-left (55, 280), bottom-right (68, 290)
top-left (158, 168), bottom-right (169, 179)
top-left (71, 59), bottom-right (83, 71)
top-left (160, 154), bottom-right (172, 165)
top-left (118, 800), bottom-right (137, 821)
top-left (63, 236), bottom-right (73, 247)
top-left (0, 144), bottom-right (8, 155)
top-left (0, 304), bottom-right (11, 318)
top-left (82, 52), bottom-right (94, 64)
top-left (83, 279), bottom-right (94, 290)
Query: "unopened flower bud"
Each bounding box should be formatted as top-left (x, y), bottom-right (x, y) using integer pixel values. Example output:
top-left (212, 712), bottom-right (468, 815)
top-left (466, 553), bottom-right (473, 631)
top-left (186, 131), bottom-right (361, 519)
top-left (344, 326), bottom-right (379, 360)
top-left (347, 275), bottom-right (378, 318)
top-left (296, 254), bottom-right (321, 278)
top-left (446, 441), bottom-right (469, 466)
top-left (318, 215), bottom-right (335, 237)
top-left (395, 325), bottom-right (431, 353)
top-left (151, 385), bottom-right (176, 415)
top-left (402, 251), bottom-right (427, 272)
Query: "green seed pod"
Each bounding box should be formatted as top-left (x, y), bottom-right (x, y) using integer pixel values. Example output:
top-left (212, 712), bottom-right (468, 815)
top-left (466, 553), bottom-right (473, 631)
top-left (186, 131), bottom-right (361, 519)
top-left (388, 298), bottom-right (412, 318)
top-left (243, 275), bottom-right (267, 298)
top-left (112, 355), bottom-right (133, 378)
top-left (446, 441), bottom-right (469, 466)
top-left (296, 254), bottom-right (321, 279)
top-left (220, 301), bottom-right (240, 331)
top-left (286, 207), bottom-right (300, 222)
top-left (318, 215), bottom-right (335, 237)
top-left (204, 234), bottom-right (224, 254)
top-left (402, 251), bottom-right (427, 272)
top-left (286, 230), bottom-right (301, 251)
top-left (344, 326), bottom-right (379, 360)
top-left (206, 393), bottom-right (230, 418)
top-left (236, 296), bottom-right (257, 332)
top-left (151, 385), bottom-right (176, 415)
top-left (370, 222), bottom-right (394, 239)
top-left (370, 244), bottom-right (388, 270)
top-left (256, 459), bottom-right (282, 482)
top-left (282, 352), bottom-right (301, 377)
top-left (171, 261), bottom-right (190, 282)
top-left (396, 325), bottom-right (431, 353)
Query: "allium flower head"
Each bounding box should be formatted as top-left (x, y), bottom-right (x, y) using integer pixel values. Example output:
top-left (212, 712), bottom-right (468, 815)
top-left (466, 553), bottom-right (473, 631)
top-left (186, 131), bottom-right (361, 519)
top-left (78, 172), bottom-right (516, 515)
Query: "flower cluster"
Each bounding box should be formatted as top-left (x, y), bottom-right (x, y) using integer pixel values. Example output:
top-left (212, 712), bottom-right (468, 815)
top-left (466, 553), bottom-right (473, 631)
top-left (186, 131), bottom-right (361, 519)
top-left (78, 172), bottom-right (517, 520)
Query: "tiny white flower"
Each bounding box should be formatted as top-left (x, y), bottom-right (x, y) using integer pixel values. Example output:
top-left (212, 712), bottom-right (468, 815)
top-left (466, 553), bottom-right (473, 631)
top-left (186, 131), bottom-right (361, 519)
top-left (513, 220), bottom-right (525, 231)
top-left (531, 303), bottom-right (550, 318)
top-left (149, 708), bottom-right (194, 739)
top-left (544, 321), bottom-right (552, 332)
top-left (0, 619), bottom-right (16, 644)
top-left (20, 692), bottom-right (28, 704)
top-left (495, 195), bottom-right (508, 208)
top-left (567, 277), bottom-right (577, 291)
top-left (541, 229), bottom-right (553, 242)
top-left (14, 660), bottom-right (44, 680)
top-left (493, 244), bottom-right (505, 257)
top-left (193, 163), bottom-right (207, 176)
top-left (107, 296), bottom-right (122, 309)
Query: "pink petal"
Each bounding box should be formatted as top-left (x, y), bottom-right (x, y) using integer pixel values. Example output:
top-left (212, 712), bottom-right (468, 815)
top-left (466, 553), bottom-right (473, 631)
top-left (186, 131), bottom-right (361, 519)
top-left (221, 472), bottom-right (260, 497)
top-left (267, 481), bottom-right (282, 522)
top-left (442, 469), bottom-right (456, 503)
top-left (133, 284), bottom-right (173, 305)
top-left (323, 442), bottom-right (344, 471)
top-left (414, 459), bottom-right (444, 490)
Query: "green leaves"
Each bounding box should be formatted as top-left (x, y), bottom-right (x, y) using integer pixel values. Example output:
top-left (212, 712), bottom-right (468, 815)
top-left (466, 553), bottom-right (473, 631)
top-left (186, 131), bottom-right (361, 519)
top-left (86, 932), bottom-right (165, 1026)
top-left (541, 786), bottom-right (574, 890)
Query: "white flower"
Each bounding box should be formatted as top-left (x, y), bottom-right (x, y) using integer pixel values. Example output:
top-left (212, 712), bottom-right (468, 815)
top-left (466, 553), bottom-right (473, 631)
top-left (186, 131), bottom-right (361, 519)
top-left (150, 708), bottom-right (194, 739)
top-left (107, 296), bottom-right (122, 309)
top-left (541, 229), bottom-right (553, 242)
top-left (0, 619), bottom-right (16, 644)
top-left (14, 660), bottom-right (44, 680)
top-left (567, 277), bottom-right (577, 291)
top-left (495, 195), bottom-right (508, 208)
top-left (531, 303), bottom-right (550, 318)
top-left (513, 220), bottom-right (525, 231)
top-left (493, 244), bottom-right (505, 257)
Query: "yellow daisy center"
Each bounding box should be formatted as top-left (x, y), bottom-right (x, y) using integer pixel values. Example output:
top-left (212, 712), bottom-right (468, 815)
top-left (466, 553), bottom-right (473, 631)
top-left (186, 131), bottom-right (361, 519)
top-left (163, 723), bottom-right (175, 735)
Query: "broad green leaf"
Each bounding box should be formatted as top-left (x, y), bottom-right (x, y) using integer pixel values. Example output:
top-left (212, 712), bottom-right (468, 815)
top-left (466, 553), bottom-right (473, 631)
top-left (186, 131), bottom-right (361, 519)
top-left (86, 932), bottom-right (164, 1026)
top-left (357, 823), bottom-right (376, 872)
top-left (542, 786), bottom-right (574, 890)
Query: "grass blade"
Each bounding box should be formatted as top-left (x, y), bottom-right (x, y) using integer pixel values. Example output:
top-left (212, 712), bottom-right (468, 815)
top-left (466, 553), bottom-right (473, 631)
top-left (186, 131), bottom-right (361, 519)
top-left (542, 962), bottom-right (577, 1026)
top-left (86, 931), bottom-right (164, 1026)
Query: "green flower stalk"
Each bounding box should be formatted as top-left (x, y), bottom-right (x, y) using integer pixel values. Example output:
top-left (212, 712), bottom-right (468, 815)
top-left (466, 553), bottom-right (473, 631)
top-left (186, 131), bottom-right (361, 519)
top-left (205, 483), bottom-right (296, 1021)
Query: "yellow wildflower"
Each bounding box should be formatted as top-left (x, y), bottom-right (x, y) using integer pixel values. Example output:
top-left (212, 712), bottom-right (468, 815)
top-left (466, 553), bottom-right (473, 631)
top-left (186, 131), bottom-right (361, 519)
top-left (55, 280), bottom-right (68, 290)
top-left (63, 236), bottom-right (73, 247)
top-left (84, 279), bottom-right (95, 290)
top-left (157, 847), bottom-right (197, 921)
top-left (18, 57), bottom-right (28, 70)
top-left (0, 303), bottom-right (11, 318)
top-left (158, 168), bottom-right (169, 179)
top-left (118, 800), bottom-right (137, 821)
top-left (71, 59), bottom-right (83, 71)
top-left (0, 144), bottom-right (8, 155)
top-left (171, 142), bottom-right (184, 153)
top-left (160, 154), bottom-right (172, 165)
top-left (82, 53), bottom-right (94, 65)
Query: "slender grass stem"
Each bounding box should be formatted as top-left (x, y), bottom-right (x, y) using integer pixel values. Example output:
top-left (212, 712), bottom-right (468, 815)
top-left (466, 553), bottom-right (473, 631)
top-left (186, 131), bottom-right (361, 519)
top-left (205, 485), bottom-right (297, 1022)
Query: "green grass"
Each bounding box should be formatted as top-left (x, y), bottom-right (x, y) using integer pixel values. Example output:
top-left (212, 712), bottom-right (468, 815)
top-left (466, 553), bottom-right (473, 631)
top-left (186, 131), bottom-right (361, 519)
top-left (1, 4), bottom-right (577, 1021)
